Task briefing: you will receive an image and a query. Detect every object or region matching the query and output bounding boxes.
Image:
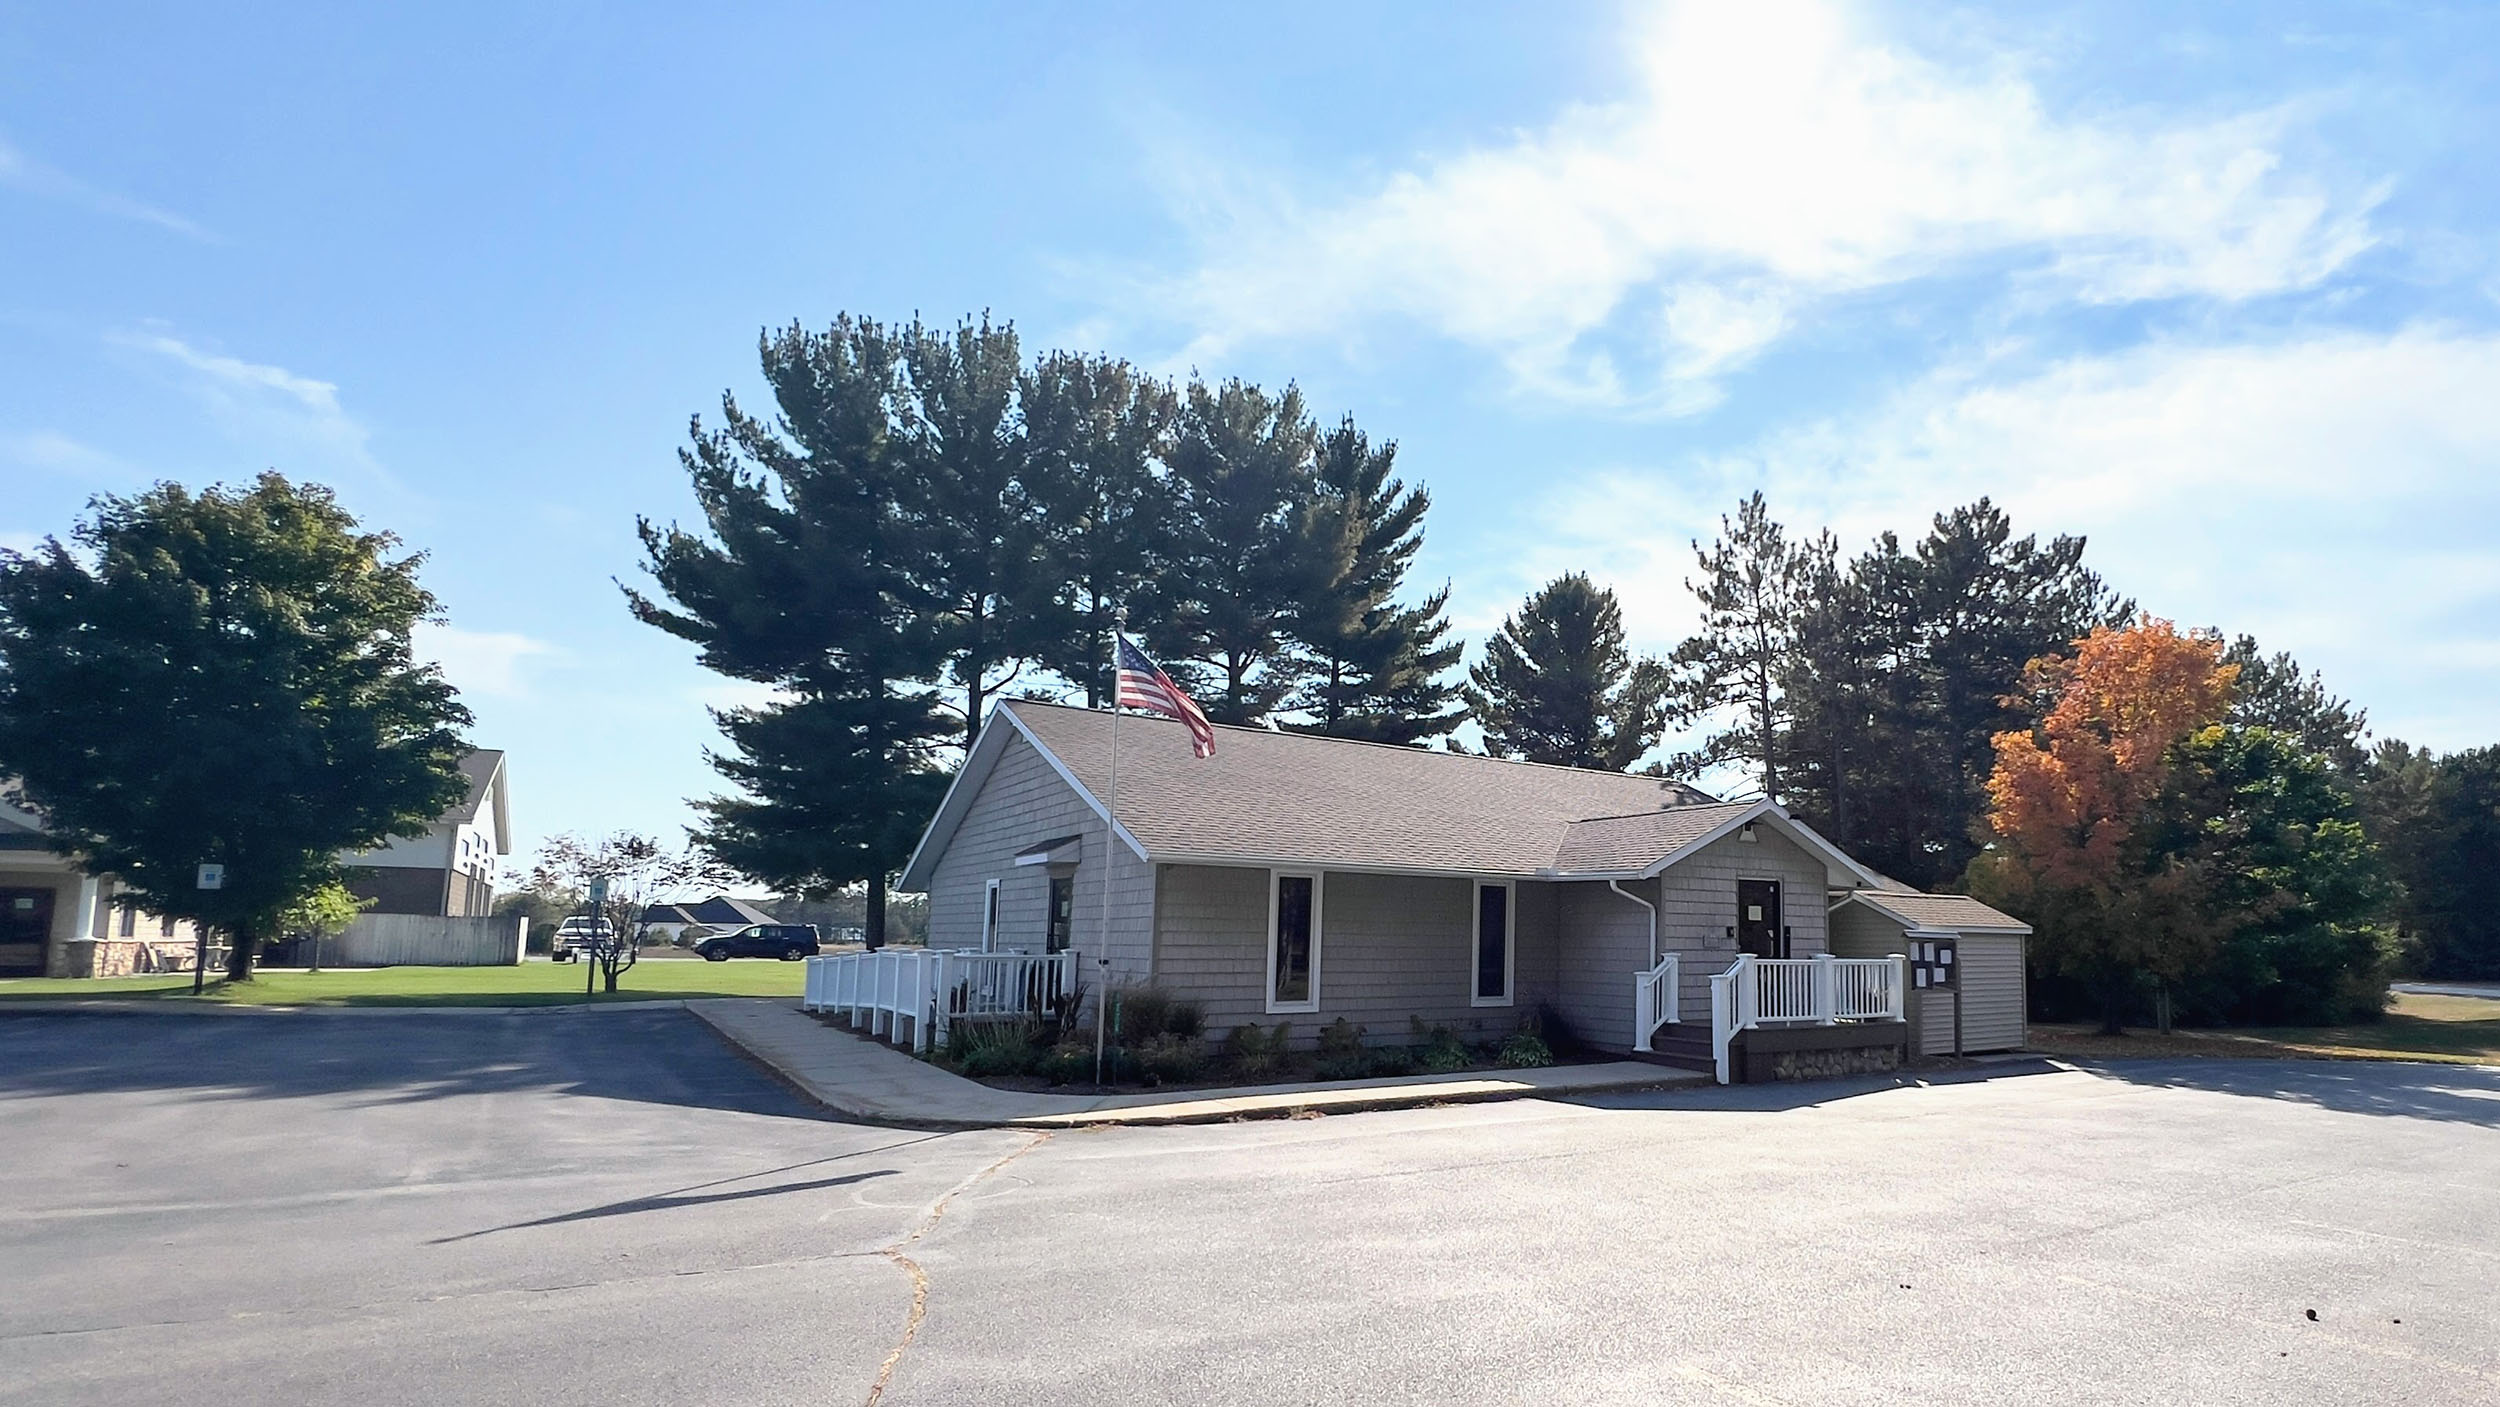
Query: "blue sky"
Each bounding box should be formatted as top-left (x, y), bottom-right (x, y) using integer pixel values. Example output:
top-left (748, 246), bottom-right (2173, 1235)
top-left (5, 1), bottom-right (2496, 872)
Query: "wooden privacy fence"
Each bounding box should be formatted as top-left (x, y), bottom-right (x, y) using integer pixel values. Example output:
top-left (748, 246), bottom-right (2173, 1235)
top-left (325, 913), bottom-right (528, 967)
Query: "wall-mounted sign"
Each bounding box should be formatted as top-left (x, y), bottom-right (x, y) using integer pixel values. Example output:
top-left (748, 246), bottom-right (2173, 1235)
top-left (196, 863), bottom-right (225, 891)
top-left (1910, 936), bottom-right (1956, 989)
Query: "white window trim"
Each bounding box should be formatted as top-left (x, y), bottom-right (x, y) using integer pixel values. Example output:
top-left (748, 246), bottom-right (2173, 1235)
top-left (1470, 879), bottom-right (1516, 1008)
top-left (982, 878), bottom-right (1002, 954)
top-left (1264, 869), bottom-right (1323, 1015)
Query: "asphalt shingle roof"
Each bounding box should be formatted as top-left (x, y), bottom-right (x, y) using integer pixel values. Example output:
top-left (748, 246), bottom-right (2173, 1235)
top-left (1004, 700), bottom-right (1718, 877)
top-left (1846, 890), bottom-right (2031, 932)
top-left (1551, 802), bottom-right (1761, 872)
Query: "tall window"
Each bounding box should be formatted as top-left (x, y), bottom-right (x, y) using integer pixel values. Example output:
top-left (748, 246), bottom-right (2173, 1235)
top-left (1472, 881), bottom-right (1513, 1006)
top-left (1268, 872), bottom-right (1321, 1013)
top-left (982, 879), bottom-right (1001, 953)
top-left (1046, 876), bottom-right (1073, 954)
top-left (118, 905), bottom-right (136, 938)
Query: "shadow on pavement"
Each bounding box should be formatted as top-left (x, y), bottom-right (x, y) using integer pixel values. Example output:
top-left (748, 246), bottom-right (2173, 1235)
top-left (2069, 1057), bottom-right (2500, 1127)
top-left (0, 1008), bottom-right (838, 1123)
top-left (1556, 1058), bottom-right (2067, 1114)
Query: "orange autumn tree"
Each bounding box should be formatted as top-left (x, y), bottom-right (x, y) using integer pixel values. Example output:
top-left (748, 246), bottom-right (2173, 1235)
top-left (1972, 617), bottom-right (2239, 1029)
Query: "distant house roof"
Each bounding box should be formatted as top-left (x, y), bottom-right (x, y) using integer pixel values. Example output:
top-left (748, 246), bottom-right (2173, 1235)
top-left (903, 701), bottom-right (1885, 888)
top-left (678, 895), bottom-right (778, 926)
top-left (1833, 889), bottom-right (2032, 935)
top-left (452, 750), bottom-right (510, 854)
top-left (638, 904), bottom-right (694, 928)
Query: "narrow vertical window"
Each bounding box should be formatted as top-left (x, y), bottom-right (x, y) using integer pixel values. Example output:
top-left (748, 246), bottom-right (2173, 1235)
top-left (119, 905), bottom-right (136, 938)
top-left (1472, 881), bottom-right (1513, 1006)
top-left (1268, 872), bottom-right (1320, 1012)
top-left (982, 879), bottom-right (1001, 953)
top-left (1046, 876), bottom-right (1073, 954)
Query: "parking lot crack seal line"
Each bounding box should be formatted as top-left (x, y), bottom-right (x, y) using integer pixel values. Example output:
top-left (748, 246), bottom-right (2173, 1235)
top-left (863, 1132), bottom-right (1051, 1407)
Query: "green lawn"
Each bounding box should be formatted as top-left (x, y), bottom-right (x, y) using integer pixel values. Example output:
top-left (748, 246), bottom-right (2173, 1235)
top-left (2031, 991), bottom-right (2500, 1066)
top-left (0, 957), bottom-right (809, 1007)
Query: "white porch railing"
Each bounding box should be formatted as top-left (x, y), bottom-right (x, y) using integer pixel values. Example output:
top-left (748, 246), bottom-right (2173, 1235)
top-left (1631, 953), bottom-right (1681, 1053)
top-left (802, 948), bottom-right (1075, 1054)
top-left (1707, 953), bottom-right (1906, 1084)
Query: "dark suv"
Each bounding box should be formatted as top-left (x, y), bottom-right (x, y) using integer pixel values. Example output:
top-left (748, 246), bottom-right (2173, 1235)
top-left (693, 924), bottom-right (821, 961)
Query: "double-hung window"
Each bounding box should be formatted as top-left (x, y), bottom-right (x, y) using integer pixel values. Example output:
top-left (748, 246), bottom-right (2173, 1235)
top-left (1266, 871), bottom-right (1321, 1013)
top-left (1471, 880), bottom-right (1514, 1006)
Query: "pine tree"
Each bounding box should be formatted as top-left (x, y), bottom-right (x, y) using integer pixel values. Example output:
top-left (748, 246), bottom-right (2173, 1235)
top-left (1463, 574), bottom-right (1670, 770)
top-left (1020, 352), bottom-right (1178, 707)
top-left (1667, 492), bottom-right (1833, 800)
top-left (626, 318), bottom-right (951, 942)
top-left (2222, 634), bottom-right (2370, 778)
top-left (1284, 419), bottom-right (1464, 744)
top-left (1147, 378), bottom-right (1321, 725)
top-left (898, 315), bottom-right (1059, 751)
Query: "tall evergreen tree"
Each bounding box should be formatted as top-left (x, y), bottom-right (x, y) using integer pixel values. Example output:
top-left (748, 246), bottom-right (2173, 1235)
top-left (627, 318), bottom-right (950, 942)
top-left (2365, 741), bottom-right (2500, 979)
top-left (898, 315), bottom-right (1056, 751)
top-left (2222, 634), bottom-right (2370, 777)
top-left (0, 473), bottom-right (472, 982)
top-left (1020, 352), bottom-right (1178, 707)
top-left (1284, 419), bottom-right (1464, 744)
top-left (1147, 378), bottom-right (1321, 725)
top-left (1463, 574), bottom-right (1670, 770)
top-left (1667, 492), bottom-right (1833, 801)
top-left (1779, 500), bottom-right (2125, 889)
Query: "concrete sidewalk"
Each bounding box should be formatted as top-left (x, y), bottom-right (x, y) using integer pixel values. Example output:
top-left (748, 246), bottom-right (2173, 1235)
top-left (685, 998), bottom-right (1707, 1129)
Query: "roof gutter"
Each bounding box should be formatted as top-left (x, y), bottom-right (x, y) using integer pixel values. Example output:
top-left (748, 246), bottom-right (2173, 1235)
top-left (1607, 878), bottom-right (1660, 969)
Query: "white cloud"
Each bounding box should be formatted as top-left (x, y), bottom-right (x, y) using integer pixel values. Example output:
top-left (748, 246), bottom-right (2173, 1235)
top-left (1, 430), bottom-right (117, 476)
top-left (1151, 0), bottom-right (2379, 409)
top-left (1522, 325), bottom-right (2500, 752)
top-left (114, 329), bottom-right (398, 492)
top-left (415, 623), bottom-right (559, 700)
top-left (0, 135), bottom-right (213, 240)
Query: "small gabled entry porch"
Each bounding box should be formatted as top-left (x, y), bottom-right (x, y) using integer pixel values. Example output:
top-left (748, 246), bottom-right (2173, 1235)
top-left (1632, 951), bottom-right (1910, 1083)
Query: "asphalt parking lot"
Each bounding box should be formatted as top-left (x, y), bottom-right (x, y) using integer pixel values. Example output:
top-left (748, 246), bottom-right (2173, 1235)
top-left (4, 1010), bottom-right (2495, 1406)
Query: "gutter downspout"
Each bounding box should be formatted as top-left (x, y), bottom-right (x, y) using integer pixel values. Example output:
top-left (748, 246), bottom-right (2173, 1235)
top-left (1608, 879), bottom-right (1659, 970)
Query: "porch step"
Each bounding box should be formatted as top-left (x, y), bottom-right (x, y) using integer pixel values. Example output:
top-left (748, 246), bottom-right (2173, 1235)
top-left (1631, 1028), bottom-right (1716, 1074)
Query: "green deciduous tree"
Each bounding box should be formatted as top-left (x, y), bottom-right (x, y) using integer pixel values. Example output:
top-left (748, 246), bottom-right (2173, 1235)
top-left (1463, 574), bottom-right (1670, 770)
top-left (0, 473), bottom-right (472, 983)
top-left (1284, 420), bottom-right (1464, 744)
top-left (2153, 726), bottom-right (2398, 1025)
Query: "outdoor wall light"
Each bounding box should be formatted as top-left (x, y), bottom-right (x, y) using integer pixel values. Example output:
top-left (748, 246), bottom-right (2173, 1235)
top-left (1739, 822), bottom-right (1757, 843)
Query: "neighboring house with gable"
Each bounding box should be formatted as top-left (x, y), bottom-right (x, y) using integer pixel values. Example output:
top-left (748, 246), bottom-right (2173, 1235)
top-left (1, 747), bottom-right (513, 978)
top-left (889, 700), bottom-right (2031, 1081)
top-left (339, 749), bottom-right (510, 917)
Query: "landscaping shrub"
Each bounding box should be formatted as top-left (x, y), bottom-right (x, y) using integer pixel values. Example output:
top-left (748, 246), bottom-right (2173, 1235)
top-left (1409, 1018), bottom-right (1472, 1074)
top-left (1524, 1004), bottom-right (1586, 1059)
top-left (1111, 986), bottom-right (1205, 1042)
top-left (1313, 1017), bottom-right (1369, 1080)
top-left (1497, 1031), bottom-right (1555, 1068)
top-left (1133, 1031), bottom-right (1208, 1085)
top-left (1225, 1021), bottom-right (1291, 1079)
top-left (948, 1018), bottom-right (1045, 1078)
top-left (1362, 1044), bottom-right (1421, 1078)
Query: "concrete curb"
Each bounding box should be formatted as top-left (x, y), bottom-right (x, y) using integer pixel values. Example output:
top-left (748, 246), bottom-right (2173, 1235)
top-left (682, 998), bottom-right (1710, 1130)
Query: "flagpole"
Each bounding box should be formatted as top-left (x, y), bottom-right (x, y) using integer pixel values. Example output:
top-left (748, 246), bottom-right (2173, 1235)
top-left (1095, 610), bottom-right (1123, 1089)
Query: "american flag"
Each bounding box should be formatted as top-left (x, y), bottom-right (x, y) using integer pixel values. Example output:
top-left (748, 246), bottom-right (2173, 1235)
top-left (1114, 633), bottom-right (1216, 758)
